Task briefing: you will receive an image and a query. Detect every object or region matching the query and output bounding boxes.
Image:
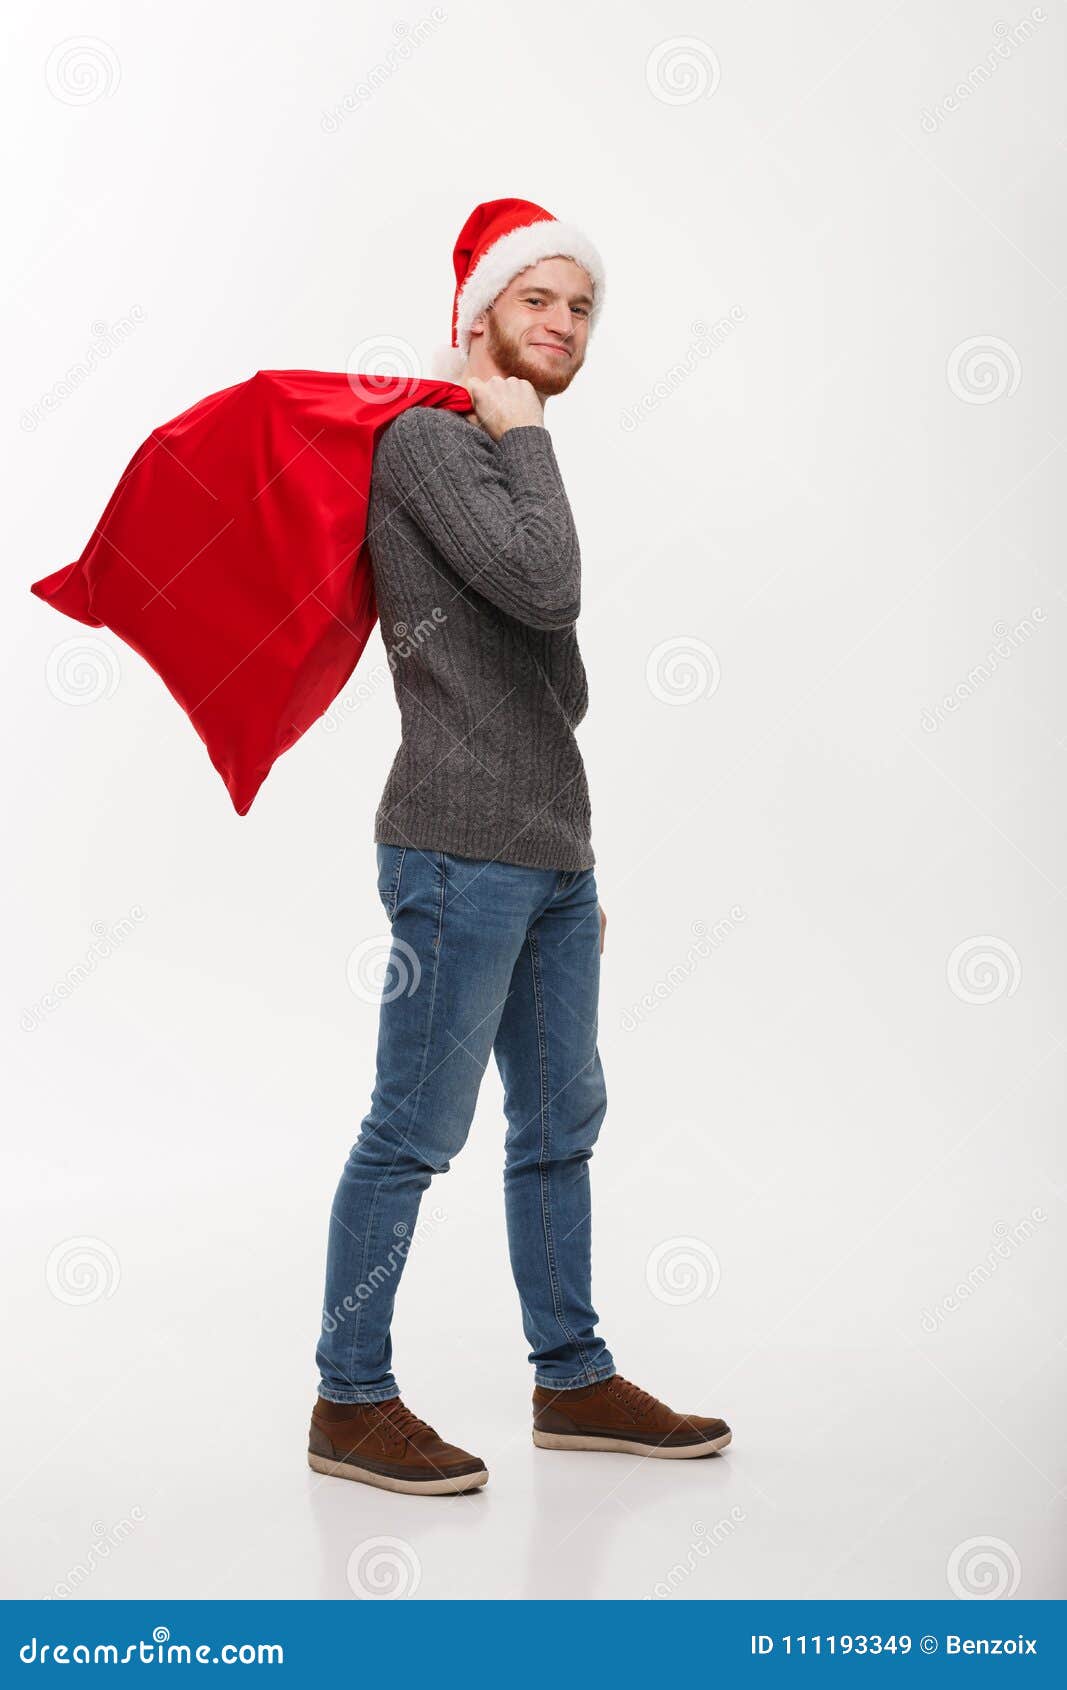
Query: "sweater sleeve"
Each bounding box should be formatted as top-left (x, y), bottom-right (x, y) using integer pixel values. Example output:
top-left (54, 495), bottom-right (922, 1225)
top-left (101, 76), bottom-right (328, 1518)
top-left (374, 408), bottom-right (582, 631)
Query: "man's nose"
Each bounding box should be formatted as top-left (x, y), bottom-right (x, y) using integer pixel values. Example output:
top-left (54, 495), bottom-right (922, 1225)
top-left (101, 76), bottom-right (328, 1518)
top-left (544, 301), bottom-right (573, 337)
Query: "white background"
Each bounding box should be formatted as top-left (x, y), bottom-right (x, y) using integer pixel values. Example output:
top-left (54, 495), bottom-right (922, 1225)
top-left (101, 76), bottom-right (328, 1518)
top-left (4, 0), bottom-right (1064, 1601)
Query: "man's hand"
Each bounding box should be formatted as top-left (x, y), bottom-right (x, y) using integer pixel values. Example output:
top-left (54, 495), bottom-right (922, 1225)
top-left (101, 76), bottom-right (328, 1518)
top-left (465, 375), bottom-right (544, 442)
top-left (599, 903), bottom-right (607, 955)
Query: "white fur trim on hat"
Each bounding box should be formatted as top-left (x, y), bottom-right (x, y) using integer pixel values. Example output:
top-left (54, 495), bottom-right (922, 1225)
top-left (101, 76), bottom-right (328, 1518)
top-left (454, 218), bottom-right (605, 359)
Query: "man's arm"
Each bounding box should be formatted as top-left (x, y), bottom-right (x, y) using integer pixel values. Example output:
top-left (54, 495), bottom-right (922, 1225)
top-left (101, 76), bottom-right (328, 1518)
top-left (374, 399), bottom-right (581, 631)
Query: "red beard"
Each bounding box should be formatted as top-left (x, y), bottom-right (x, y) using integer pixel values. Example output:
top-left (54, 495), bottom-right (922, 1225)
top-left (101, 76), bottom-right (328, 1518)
top-left (485, 311), bottom-right (585, 397)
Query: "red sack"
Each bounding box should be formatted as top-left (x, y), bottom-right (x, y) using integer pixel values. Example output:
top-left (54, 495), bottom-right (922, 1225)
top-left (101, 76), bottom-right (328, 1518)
top-left (31, 370), bottom-right (472, 814)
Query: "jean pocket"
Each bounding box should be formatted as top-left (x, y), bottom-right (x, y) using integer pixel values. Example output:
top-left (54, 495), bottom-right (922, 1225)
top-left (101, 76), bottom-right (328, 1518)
top-left (376, 846), bottom-right (407, 921)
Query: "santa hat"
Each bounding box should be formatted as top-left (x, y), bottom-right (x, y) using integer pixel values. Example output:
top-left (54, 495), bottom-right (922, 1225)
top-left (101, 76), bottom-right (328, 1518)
top-left (430, 198), bottom-right (606, 381)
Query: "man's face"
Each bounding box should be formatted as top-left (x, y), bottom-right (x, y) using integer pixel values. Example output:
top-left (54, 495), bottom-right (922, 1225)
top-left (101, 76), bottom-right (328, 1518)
top-left (476, 257), bottom-right (592, 396)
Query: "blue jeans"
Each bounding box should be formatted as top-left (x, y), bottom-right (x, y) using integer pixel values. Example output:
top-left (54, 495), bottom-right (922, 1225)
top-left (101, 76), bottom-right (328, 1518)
top-left (315, 846), bottom-right (615, 1401)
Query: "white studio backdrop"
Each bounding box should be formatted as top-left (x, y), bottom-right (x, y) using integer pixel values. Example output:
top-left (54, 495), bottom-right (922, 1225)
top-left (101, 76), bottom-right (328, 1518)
top-left (3, 0), bottom-right (1064, 1600)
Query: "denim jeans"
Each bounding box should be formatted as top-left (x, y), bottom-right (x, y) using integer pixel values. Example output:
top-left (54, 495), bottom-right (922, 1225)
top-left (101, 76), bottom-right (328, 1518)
top-left (315, 846), bottom-right (615, 1401)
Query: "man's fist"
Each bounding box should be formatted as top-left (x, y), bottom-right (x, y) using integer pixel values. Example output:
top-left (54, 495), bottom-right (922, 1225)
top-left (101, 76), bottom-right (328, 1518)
top-left (465, 375), bottom-right (545, 442)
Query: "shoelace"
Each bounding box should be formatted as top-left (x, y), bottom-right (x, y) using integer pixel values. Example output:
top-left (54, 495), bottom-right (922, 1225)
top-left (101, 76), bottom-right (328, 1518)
top-left (378, 1399), bottom-right (434, 1443)
top-left (608, 1376), bottom-right (662, 1418)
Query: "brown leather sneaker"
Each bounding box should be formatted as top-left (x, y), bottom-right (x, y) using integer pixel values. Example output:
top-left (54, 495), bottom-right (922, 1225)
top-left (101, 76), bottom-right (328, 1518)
top-left (532, 1373), bottom-right (731, 1458)
top-left (309, 1396), bottom-right (488, 1495)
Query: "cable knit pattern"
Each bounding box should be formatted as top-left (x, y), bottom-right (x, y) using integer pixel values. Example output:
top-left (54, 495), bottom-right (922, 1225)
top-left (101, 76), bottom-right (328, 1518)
top-left (367, 407), bottom-right (594, 870)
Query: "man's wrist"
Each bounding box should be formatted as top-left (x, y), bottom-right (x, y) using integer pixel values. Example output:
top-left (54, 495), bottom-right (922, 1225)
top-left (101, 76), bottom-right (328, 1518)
top-left (497, 421), bottom-right (546, 439)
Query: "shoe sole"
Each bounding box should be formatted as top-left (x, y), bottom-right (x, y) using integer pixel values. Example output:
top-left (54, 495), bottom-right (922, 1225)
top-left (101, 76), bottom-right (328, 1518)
top-left (532, 1429), bottom-right (731, 1458)
top-left (307, 1451), bottom-right (488, 1494)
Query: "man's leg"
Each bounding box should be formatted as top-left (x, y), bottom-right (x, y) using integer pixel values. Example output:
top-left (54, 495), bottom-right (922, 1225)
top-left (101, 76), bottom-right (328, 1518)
top-left (315, 846), bottom-right (552, 1404)
top-left (493, 865), bottom-right (615, 1388)
top-left (493, 868), bottom-right (733, 1462)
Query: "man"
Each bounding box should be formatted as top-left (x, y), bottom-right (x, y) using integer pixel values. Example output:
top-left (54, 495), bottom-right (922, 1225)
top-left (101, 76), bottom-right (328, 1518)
top-left (310, 199), bottom-right (731, 1494)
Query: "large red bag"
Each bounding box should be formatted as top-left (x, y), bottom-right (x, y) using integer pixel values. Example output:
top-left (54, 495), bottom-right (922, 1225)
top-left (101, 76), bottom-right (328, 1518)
top-left (31, 370), bottom-right (472, 814)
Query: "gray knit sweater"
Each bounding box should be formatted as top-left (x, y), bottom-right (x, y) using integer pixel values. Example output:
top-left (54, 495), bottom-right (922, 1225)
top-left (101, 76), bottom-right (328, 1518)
top-left (367, 407), bottom-right (594, 871)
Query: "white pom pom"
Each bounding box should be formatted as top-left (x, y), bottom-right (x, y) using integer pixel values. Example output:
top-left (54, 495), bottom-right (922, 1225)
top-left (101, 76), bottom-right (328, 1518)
top-left (429, 343), bottom-right (467, 382)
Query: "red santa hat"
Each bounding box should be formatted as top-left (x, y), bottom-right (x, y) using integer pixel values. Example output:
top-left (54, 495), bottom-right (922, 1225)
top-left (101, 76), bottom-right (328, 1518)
top-left (430, 197), bottom-right (606, 380)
